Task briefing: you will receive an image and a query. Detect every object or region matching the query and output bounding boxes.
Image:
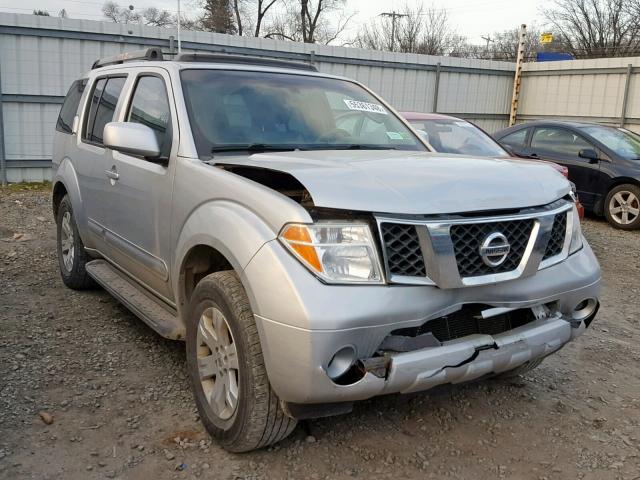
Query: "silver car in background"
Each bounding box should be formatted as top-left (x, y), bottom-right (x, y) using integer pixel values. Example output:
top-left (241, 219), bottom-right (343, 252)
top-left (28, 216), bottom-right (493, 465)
top-left (51, 49), bottom-right (601, 452)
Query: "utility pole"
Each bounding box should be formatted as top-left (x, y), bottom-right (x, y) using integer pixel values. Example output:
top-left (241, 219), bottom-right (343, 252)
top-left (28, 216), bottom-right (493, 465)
top-left (380, 11), bottom-right (408, 51)
top-left (509, 24), bottom-right (527, 126)
top-left (481, 34), bottom-right (494, 57)
top-left (176, 0), bottom-right (182, 53)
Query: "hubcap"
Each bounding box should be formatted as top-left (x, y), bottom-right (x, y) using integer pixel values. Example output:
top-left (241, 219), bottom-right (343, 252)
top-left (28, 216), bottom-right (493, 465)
top-left (609, 191), bottom-right (640, 225)
top-left (196, 307), bottom-right (239, 420)
top-left (60, 211), bottom-right (75, 272)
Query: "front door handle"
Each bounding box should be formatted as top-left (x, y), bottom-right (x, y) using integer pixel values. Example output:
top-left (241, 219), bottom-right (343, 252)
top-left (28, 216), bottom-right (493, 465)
top-left (104, 167), bottom-right (119, 181)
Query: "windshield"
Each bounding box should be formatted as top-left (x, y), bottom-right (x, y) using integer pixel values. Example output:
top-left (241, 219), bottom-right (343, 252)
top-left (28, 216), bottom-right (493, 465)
top-left (408, 119), bottom-right (509, 157)
top-left (180, 69), bottom-right (425, 157)
top-left (581, 125), bottom-right (640, 160)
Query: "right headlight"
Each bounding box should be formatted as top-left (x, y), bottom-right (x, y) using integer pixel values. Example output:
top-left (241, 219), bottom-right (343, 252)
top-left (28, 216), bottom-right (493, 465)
top-left (279, 222), bottom-right (384, 284)
top-left (569, 203), bottom-right (583, 255)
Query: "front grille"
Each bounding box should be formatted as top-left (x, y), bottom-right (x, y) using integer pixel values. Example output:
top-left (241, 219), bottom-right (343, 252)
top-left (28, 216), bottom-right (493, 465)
top-left (380, 223), bottom-right (426, 277)
top-left (450, 219), bottom-right (534, 277)
top-left (391, 305), bottom-right (536, 343)
top-left (543, 213), bottom-right (567, 260)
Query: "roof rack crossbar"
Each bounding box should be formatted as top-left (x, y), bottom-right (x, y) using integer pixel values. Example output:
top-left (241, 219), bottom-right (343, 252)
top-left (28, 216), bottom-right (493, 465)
top-left (92, 48), bottom-right (164, 70)
top-left (173, 53), bottom-right (318, 72)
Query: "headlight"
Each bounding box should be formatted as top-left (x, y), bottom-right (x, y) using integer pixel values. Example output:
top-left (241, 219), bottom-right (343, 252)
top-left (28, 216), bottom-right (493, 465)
top-left (569, 204), bottom-right (583, 254)
top-left (279, 222), bottom-right (384, 284)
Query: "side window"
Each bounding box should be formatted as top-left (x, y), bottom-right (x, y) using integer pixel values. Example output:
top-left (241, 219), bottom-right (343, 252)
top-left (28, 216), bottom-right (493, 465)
top-left (531, 128), bottom-right (592, 157)
top-left (126, 76), bottom-right (172, 158)
top-left (56, 79), bottom-right (87, 134)
top-left (83, 76), bottom-right (126, 145)
top-left (500, 128), bottom-right (528, 149)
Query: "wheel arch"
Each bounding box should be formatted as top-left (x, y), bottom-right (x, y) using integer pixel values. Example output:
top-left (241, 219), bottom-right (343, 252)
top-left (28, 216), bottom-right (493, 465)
top-left (596, 177), bottom-right (640, 215)
top-left (173, 200), bottom-right (279, 321)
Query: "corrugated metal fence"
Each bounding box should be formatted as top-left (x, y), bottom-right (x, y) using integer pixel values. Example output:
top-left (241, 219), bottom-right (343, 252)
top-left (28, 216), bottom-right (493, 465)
top-left (0, 13), bottom-right (516, 183)
top-left (3, 12), bottom-right (640, 183)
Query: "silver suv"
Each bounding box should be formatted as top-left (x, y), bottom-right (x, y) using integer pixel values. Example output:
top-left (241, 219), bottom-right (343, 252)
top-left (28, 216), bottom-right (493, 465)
top-left (52, 48), bottom-right (601, 452)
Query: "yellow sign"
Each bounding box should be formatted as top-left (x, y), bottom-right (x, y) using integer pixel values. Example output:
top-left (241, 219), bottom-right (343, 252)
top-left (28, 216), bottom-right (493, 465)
top-left (540, 32), bottom-right (553, 44)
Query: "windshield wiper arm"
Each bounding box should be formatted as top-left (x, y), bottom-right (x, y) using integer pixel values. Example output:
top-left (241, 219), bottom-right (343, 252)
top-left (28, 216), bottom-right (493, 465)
top-left (211, 144), bottom-right (299, 153)
top-left (304, 144), bottom-right (399, 151)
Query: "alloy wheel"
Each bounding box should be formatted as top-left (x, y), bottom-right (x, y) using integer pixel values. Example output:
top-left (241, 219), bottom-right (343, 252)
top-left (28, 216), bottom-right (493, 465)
top-left (609, 190), bottom-right (640, 225)
top-left (60, 211), bottom-right (75, 272)
top-left (196, 307), bottom-right (240, 420)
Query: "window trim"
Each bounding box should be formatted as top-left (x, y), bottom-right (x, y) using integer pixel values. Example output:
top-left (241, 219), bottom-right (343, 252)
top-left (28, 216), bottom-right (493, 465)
top-left (530, 126), bottom-right (595, 159)
top-left (81, 74), bottom-right (128, 148)
top-left (123, 73), bottom-right (173, 161)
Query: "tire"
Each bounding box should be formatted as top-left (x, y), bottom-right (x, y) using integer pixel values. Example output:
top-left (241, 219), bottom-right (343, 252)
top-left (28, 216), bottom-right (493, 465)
top-left (496, 358), bottom-right (544, 380)
top-left (604, 184), bottom-right (640, 230)
top-left (56, 195), bottom-right (95, 289)
top-left (186, 271), bottom-right (297, 452)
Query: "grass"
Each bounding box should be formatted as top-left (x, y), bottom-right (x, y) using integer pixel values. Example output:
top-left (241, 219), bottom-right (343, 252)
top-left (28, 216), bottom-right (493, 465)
top-left (1, 181), bottom-right (52, 193)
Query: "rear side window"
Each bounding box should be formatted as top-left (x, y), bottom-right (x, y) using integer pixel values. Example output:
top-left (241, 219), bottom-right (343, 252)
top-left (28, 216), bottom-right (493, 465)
top-left (56, 79), bottom-right (87, 134)
top-left (83, 76), bottom-right (127, 145)
top-left (126, 76), bottom-right (172, 157)
top-left (500, 128), bottom-right (528, 149)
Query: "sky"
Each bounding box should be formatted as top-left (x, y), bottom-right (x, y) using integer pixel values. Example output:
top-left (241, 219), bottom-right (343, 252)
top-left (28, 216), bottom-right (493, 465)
top-left (0, 0), bottom-right (542, 45)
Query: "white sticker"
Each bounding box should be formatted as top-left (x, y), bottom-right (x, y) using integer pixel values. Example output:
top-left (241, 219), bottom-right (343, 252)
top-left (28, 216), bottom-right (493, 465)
top-left (386, 131), bottom-right (403, 140)
top-left (343, 99), bottom-right (388, 115)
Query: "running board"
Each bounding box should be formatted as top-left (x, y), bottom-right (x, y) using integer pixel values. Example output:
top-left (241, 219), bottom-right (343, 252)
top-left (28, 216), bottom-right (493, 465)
top-left (86, 259), bottom-right (185, 340)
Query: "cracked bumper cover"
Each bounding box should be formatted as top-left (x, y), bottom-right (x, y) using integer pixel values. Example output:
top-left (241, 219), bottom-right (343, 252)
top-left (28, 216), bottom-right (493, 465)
top-left (243, 238), bottom-right (601, 405)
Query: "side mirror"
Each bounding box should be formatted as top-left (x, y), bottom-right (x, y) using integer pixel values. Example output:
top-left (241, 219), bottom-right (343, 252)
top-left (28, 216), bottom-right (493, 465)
top-left (578, 148), bottom-right (599, 162)
top-left (103, 122), bottom-right (161, 159)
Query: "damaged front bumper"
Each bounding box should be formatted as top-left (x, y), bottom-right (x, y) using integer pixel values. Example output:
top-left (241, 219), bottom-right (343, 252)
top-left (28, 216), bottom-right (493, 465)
top-left (244, 236), bottom-right (601, 409)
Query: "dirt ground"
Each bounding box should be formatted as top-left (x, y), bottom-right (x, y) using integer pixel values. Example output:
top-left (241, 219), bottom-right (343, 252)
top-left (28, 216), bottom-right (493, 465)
top-left (1, 186), bottom-right (639, 480)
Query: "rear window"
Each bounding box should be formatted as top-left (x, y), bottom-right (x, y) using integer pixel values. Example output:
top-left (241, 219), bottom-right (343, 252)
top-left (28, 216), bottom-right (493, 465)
top-left (56, 79), bottom-right (87, 134)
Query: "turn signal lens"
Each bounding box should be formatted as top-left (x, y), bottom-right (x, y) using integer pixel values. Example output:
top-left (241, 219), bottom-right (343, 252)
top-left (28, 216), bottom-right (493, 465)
top-left (281, 225), bottom-right (323, 272)
top-left (279, 223), bottom-right (384, 284)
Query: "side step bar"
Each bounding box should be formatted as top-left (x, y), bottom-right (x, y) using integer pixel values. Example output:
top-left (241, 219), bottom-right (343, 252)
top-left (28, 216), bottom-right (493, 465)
top-left (86, 259), bottom-right (185, 340)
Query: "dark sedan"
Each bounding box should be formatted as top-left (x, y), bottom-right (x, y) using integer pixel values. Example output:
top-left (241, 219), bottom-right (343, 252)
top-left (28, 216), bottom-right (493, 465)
top-left (494, 121), bottom-right (640, 230)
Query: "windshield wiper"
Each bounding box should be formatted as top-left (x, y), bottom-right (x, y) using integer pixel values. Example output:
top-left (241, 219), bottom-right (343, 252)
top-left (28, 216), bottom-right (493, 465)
top-left (211, 144), bottom-right (300, 153)
top-left (304, 144), bottom-right (400, 151)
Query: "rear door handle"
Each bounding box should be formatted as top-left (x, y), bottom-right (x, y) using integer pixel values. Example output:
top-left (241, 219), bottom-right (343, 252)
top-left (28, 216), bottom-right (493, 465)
top-left (104, 167), bottom-right (119, 180)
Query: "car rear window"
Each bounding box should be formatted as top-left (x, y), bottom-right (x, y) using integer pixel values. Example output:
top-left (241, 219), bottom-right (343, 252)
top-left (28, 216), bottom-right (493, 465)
top-left (56, 79), bottom-right (87, 134)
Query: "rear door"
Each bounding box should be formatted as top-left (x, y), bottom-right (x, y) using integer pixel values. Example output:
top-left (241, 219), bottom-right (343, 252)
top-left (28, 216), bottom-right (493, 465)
top-left (528, 126), bottom-right (606, 208)
top-left (101, 69), bottom-right (177, 302)
top-left (76, 75), bottom-right (128, 251)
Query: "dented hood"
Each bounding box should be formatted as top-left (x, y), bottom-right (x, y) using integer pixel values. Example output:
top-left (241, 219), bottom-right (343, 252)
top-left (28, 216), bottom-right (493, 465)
top-left (216, 150), bottom-right (571, 215)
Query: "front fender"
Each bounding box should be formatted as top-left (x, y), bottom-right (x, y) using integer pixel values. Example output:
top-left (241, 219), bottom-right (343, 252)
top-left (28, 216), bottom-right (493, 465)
top-left (172, 200), bottom-right (278, 318)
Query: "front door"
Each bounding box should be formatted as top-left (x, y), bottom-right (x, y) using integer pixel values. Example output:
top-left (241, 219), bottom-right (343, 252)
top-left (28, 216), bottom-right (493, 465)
top-left (101, 70), bottom-right (177, 302)
top-left (528, 126), bottom-right (606, 208)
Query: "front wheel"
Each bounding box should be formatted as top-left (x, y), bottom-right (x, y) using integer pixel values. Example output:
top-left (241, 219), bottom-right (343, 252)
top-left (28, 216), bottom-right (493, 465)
top-left (604, 184), bottom-right (640, 230)
top-left (186, 271), bottom-right (297, 452)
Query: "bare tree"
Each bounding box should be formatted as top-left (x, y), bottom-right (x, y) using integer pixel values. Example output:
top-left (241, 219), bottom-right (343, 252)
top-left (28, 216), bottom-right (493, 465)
top-left (356, 4), bottom-right (465, 55)
top-left (489, 26), bottom-right (542, 61)
top-left (543, 0), bottom-right (640, 57)
top-left (264, 0), bottom-right (351, 44)
top-left (59, 9), bottom-right (69, 18)
top-left (141, 7), bottom-right (174, 27)
top-left (33, 9), bottom-right (50, 16)
top-left (102, 1), bottom-right (141, 23)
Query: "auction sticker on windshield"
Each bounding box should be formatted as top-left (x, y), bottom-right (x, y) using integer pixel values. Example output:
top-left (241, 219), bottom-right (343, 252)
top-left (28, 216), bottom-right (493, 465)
top-left (343, 99), bottom-right (388, 115)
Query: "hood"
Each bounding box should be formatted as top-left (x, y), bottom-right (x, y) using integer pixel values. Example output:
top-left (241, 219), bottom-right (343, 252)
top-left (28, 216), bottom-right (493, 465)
top-left (215, 150), bottom-right (571, 215)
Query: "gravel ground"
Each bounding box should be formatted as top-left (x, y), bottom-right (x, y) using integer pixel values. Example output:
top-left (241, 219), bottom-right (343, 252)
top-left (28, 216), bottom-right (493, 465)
top-left (1, 187), bottom-right (639, 480)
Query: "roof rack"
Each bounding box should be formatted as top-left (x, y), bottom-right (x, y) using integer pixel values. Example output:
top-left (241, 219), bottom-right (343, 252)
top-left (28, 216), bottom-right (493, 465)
top-left (173, 53), bottom-right (318, 72)
top-left (92, 48), bottom-right (163, 69)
